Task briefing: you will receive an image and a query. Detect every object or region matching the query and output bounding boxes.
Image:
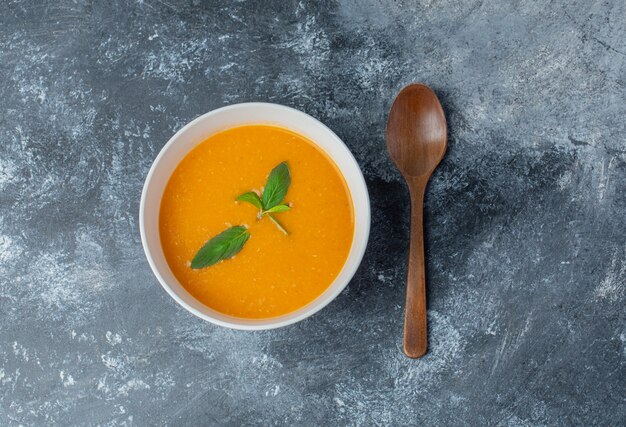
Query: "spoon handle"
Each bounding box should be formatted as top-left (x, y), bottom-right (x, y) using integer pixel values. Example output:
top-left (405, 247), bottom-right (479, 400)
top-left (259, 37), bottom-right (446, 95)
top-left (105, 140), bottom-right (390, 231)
top-left (404, 177), bottom-right (428, 358)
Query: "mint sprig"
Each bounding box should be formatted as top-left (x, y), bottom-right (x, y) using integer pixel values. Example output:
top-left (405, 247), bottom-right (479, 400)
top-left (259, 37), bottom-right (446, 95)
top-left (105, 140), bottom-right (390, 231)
top-left (190, 162), bottom-right (292, 270)
top-left (237, 161), bottom-right (292, 235)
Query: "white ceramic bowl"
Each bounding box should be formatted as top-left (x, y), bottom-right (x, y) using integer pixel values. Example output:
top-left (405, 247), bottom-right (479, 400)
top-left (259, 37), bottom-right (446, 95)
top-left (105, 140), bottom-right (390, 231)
top-left (140, 103), bottom-right (370, 330)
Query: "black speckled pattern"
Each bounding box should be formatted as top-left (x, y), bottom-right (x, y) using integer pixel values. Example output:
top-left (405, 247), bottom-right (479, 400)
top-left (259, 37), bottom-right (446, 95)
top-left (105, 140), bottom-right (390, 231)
top-left (1, 1), bottom-right (624, 425)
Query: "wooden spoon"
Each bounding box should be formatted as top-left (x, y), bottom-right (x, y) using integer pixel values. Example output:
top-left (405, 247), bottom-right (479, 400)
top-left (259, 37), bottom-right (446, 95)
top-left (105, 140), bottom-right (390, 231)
top-left (386, 83), bottom-right (447, 358)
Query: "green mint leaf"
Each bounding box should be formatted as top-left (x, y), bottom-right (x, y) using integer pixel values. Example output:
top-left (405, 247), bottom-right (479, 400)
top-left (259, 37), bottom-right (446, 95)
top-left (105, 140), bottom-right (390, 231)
top-left (236, 191), bottom-right (263, 210)
top-left (264, 204), bottom-right (291, 214)
top-left (191, 226), bottom-right (250, 269)
top-left (261, 162), bottom-right (290, 210)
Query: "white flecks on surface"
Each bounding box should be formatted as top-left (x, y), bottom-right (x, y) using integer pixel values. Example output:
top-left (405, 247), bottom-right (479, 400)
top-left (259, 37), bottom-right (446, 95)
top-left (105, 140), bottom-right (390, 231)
top-left (59, 371), bottom-right (76, 387)
top-left (106, 332), bottom-right (123, 346)
top-left (117, 379), bottom-right (150, 396)
top-left (595, 248), bottom-right (626, 303)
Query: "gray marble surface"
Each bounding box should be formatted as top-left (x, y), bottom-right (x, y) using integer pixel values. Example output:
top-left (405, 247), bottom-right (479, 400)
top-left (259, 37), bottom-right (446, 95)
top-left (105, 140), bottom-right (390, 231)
top-left (1, 0), bottom-right (625, 425)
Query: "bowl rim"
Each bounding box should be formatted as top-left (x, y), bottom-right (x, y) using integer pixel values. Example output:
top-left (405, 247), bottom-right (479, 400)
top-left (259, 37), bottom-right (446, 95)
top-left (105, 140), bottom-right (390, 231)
top-left (139, 102), bottom-right (370, 330)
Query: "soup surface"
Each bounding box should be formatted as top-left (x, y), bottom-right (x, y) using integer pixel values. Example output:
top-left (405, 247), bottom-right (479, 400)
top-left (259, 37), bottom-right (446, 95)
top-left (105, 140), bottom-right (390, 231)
top-left (159, 124), bottom-right (354, 318)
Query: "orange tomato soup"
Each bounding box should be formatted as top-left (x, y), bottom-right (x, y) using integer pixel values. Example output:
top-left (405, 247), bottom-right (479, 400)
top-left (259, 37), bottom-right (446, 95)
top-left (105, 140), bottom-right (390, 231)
top-left (159, 125), bottom-right (354, 318)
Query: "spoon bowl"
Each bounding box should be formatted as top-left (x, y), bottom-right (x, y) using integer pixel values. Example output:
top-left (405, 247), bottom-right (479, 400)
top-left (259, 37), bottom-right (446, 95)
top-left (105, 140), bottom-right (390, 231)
top-left (387, 84), bottom-right (447, 177)
top-left (386, 83), bottom-right (447, 358)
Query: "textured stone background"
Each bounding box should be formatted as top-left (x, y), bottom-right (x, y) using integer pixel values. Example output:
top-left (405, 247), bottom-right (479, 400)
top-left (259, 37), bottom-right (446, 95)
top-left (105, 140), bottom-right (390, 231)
top-left (1, 0), bottom-right (625, 425)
